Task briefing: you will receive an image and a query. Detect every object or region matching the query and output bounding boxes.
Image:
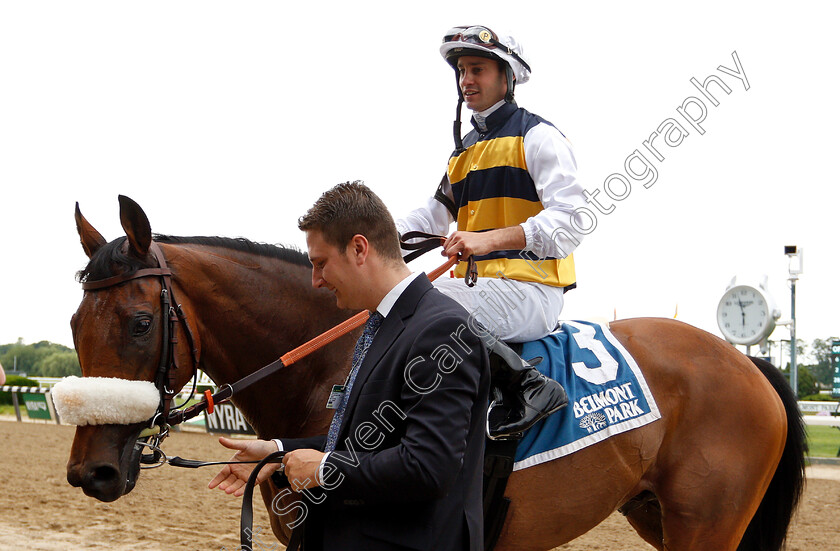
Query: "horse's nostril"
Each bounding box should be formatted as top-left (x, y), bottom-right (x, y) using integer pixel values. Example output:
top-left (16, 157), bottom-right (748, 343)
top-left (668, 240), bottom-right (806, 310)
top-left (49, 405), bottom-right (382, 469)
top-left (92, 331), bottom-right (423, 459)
top-left (92, 464), bottom-right (119, 484)
top-left (82, 463), bottom-right (120, 490)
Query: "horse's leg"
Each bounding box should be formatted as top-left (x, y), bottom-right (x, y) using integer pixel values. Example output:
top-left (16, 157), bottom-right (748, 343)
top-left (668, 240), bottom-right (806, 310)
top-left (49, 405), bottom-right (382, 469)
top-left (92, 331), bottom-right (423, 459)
top-left (496, 421), bottom-right (665, 551)
top-left (621, 494), bottom-right (664, 549)
top-left (613, 320), bottom-right (788, 550)
top-left (654, 412), bottom-right (785, 551)
top-left (260, 482), bottom-right (292, 545)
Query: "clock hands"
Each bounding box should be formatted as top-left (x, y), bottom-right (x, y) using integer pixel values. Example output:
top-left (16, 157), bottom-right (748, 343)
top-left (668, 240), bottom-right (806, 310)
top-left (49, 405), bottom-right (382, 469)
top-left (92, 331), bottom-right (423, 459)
top-left (718, 284), bottom-right (775, 346)
top-left (735, 295), bottom-right (746, 327)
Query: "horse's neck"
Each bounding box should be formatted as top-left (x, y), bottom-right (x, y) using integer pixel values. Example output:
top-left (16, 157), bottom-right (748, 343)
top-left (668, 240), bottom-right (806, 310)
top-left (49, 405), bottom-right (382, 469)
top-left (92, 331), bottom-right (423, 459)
top-left (165, 243), bottom-right (355, 439)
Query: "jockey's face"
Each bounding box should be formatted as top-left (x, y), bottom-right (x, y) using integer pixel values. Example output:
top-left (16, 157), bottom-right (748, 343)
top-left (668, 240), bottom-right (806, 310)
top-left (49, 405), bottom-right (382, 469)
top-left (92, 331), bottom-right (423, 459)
top-left (457, 55), bottom-right (508, 112)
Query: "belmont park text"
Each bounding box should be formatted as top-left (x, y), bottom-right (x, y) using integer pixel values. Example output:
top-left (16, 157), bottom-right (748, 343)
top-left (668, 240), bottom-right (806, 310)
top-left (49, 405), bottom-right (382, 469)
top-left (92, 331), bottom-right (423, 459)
top-left (559, 50), bottom-right (749, 242)
top-left (572, 381), bottom-right (645, 425)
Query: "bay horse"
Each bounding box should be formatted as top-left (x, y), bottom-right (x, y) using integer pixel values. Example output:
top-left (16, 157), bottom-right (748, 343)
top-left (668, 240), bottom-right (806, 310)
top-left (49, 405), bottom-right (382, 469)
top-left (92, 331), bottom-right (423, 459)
top-left (67, 196), bottom-right (806, 550)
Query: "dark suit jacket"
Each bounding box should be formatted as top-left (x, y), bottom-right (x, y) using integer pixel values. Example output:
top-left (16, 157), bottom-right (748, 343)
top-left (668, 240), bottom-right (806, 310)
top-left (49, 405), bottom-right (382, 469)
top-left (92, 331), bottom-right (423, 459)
top-left (280, 275), bottom-right (490, 551)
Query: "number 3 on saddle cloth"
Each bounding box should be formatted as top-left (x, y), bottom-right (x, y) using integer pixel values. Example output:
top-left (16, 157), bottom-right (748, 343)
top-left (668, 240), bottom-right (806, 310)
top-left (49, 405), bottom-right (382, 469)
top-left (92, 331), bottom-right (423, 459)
top-left (483, 320), bottom-right (661, 549)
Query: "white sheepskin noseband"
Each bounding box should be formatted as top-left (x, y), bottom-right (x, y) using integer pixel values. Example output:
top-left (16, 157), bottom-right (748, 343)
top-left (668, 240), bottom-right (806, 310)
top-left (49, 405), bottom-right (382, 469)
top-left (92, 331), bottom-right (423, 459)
top-left (51, 376), bottom-right (160, 426)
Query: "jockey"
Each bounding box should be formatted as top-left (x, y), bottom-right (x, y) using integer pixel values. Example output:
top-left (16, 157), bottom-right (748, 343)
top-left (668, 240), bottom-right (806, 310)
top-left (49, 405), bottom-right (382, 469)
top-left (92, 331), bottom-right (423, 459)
top-left (397, 25), bottom-right (589, 439)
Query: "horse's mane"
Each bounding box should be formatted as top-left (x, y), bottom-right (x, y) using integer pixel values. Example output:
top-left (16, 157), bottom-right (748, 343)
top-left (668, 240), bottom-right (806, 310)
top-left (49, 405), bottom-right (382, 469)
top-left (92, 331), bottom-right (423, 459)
top-left (77, 235), bottom-right (310, 283)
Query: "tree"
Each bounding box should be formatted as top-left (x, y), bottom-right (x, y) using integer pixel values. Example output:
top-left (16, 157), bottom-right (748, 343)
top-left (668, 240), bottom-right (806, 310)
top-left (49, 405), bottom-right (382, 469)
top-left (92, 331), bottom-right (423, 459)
top-left (796, 366), bottom-right (818, 398)
top-left (808, 337), bottom-right (838, 387)
top-left (0, 340), bottom-right (77, 376)
top-left (39, 351), bottom-right (81, 377)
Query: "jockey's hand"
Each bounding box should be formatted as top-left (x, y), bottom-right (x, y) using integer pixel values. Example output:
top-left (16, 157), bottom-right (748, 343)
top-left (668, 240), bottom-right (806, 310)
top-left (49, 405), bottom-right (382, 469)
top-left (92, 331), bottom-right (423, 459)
top-left (207, 436), bottom-right (280, 497)
top-left (443, 227), bottom-right (526, 259)
top-left (442, 231), bottom-right (494, 259)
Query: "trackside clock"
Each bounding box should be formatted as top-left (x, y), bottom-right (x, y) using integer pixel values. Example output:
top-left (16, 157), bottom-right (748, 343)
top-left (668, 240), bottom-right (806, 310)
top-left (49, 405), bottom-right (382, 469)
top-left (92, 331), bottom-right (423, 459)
top-left (717, 277), bottom-right (781, 346)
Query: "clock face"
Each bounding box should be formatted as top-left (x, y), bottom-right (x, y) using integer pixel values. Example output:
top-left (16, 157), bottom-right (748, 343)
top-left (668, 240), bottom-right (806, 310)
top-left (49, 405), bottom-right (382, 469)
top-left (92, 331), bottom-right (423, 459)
top-left (717, 285), bottom-right (773, 345)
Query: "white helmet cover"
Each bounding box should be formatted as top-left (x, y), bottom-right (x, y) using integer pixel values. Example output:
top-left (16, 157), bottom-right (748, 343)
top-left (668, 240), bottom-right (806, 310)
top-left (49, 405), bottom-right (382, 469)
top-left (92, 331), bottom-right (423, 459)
top-left (440, 26), bottom-right (531, 84)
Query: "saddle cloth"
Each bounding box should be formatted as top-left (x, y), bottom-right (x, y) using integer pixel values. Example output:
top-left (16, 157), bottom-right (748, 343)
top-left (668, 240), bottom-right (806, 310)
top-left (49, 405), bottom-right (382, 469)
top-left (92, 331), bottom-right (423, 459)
top-left (512, 321), bottom-right (661, 471)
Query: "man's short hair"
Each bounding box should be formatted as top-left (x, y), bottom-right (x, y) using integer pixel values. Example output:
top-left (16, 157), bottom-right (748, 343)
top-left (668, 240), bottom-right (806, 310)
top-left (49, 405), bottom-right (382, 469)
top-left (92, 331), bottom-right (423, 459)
top-left (298, 181), bottom-right (403, 262)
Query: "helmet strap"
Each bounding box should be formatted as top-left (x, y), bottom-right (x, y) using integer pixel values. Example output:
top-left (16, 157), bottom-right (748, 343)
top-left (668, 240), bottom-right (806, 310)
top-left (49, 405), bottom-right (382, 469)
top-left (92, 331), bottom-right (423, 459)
top-left (504, 65), bottom-right (516, 103)
top-left (453, 70), bottom-right (466, 153)
top-left (453, 96), bottom-right (465, 153)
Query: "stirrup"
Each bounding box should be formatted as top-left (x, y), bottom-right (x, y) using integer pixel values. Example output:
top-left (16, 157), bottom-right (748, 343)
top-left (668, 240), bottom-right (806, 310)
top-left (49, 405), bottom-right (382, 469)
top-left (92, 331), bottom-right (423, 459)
top-left (486, 388), bottom-right (524, 441)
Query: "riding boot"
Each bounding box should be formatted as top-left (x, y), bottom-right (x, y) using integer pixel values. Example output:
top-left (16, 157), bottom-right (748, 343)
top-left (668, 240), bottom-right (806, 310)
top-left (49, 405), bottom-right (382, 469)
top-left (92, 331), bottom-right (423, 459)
top-left (486, 339), bottom-right (568, 440)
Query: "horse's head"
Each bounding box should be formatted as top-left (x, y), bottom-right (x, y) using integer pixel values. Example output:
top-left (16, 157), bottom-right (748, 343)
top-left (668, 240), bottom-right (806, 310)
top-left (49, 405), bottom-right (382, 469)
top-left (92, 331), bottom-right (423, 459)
top-left (64, 195), bottom-right (200, 502)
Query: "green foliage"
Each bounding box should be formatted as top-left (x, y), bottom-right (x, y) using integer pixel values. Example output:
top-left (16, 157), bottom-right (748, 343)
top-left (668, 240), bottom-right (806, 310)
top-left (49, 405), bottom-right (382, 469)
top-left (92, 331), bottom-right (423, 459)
top-left (800, 393), bottom-right (840, 402)
top-left (0, 340), bottom-right (77, 377)
top-left (39, 351), bottom-right (81, 377)
top-left (796, 366), bottom-right (818, 398)
top-left (806, 337), bottom-right (838, 387)
top-left (780, 365), bottom-right (819, 399)
top-left (0, 375), bottom-right (39, 405)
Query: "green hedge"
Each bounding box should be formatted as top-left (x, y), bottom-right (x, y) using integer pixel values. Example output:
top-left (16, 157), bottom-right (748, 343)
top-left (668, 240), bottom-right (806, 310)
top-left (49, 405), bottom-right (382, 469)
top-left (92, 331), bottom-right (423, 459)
top-left (0, 375), bottom-right (39, 405)
top-left (800, 393), bottom-right (840, 402)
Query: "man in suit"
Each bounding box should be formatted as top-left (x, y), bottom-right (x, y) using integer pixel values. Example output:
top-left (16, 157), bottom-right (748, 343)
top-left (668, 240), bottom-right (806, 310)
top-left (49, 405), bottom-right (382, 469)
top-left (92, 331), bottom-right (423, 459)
top-left (209, 181), bottom-right (490, 550)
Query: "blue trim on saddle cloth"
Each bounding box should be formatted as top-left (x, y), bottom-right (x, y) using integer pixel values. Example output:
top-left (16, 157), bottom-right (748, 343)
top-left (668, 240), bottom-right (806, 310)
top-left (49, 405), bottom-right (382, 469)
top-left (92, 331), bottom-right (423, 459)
top-left (512, 321), bottom-right (661, 471)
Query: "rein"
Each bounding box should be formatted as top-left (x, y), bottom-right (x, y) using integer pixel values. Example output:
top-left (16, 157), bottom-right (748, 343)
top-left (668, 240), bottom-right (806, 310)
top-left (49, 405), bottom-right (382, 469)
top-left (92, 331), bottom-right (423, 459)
top-left (80, 235), bottom-right (466, 550)
top-left (165, 249), bottom-right (462, 428)
top-left (81, 237), bottom-right (463, 444)
top-left (401, 231), bottom-right (478, 286)
top-left (162, 233), bottom-right (467, 430)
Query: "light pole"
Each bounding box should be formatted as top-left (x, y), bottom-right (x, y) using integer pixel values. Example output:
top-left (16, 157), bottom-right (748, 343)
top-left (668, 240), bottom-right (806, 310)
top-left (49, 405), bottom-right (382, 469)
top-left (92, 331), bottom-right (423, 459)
top-left (785, 246), bottom-right (803, 395)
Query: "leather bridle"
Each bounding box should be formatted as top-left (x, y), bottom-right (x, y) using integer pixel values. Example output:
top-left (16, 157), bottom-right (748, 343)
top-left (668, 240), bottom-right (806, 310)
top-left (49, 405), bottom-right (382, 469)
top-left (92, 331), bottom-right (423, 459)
top-left (78, 236), bottom-right (463, 550)
top-left (81, 241), bottom-right (200, 459)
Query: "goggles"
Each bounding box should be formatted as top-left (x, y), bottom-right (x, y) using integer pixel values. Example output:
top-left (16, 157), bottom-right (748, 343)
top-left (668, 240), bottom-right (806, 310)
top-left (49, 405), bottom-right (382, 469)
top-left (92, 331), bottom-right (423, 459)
top-left (442, 26), bottom-right (531, 73)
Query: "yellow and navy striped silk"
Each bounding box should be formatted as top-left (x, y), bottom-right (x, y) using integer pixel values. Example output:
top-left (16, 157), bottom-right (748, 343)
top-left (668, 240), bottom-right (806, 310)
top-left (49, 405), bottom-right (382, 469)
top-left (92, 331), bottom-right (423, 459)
top-left (448, 136), bottom-right (526, 183)
top-left (447, 106), bottom-right (576, 288)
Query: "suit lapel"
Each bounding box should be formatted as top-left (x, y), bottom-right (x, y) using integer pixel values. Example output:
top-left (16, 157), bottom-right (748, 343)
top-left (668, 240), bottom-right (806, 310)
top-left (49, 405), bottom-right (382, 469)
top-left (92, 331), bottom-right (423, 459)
top-left (338, 275), bottom-right (434, 436)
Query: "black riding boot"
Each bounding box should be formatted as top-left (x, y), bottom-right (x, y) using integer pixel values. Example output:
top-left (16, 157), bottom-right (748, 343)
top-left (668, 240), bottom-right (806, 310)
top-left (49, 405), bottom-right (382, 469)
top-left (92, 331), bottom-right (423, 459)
top-left (486, 339), bottom-right (568, 440)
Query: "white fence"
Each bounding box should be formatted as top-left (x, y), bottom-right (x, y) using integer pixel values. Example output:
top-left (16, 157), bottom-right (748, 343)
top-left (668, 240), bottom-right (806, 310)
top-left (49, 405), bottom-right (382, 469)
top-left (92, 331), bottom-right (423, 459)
top-left (798, 401), bottom-right (840, 414)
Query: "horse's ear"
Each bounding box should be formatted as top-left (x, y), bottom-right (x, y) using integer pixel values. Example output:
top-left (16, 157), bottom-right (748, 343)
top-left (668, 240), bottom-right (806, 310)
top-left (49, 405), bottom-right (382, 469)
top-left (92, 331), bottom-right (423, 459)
top-left (118, 195), bottom-right (152, 259)
top-left (75, 202), bottom-right (107, 259)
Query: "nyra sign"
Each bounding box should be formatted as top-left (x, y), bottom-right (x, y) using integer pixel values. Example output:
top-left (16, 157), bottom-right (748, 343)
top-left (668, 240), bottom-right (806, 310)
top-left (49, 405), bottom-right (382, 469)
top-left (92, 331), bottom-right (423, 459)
top-left (204, 403), bottom-right (256, 435)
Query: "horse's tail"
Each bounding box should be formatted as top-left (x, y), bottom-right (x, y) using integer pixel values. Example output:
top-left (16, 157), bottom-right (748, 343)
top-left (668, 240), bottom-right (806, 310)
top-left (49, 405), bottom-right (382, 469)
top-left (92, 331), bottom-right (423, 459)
top-left (737, 356), bottom-right (807, 551)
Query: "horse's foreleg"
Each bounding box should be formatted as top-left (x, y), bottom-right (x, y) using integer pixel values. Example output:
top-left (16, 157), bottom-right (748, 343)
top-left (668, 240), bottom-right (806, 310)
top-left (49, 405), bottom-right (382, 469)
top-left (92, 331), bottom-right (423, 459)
top-left (259, 480), bottom-right (292, 545)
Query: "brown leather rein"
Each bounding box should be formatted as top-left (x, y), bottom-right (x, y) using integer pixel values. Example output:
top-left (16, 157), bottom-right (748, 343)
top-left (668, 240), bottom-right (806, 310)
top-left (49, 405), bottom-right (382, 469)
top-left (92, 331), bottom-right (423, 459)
top-left (79, 237), bottom-right (463, 447)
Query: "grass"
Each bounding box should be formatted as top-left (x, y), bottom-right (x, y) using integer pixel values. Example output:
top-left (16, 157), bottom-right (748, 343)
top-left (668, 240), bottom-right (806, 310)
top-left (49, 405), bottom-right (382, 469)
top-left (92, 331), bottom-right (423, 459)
top-left (806, 424), bottom-right (840, 459)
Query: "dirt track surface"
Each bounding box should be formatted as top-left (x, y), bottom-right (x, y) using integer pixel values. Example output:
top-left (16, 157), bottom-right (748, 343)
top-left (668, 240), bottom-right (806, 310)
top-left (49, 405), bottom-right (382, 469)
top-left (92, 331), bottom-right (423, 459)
top-left (0, 420), bottom-right (837, 550)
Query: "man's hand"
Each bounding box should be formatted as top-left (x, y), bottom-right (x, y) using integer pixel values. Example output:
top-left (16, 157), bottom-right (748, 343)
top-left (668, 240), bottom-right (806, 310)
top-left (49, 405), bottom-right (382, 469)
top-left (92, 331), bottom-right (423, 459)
top-left (207, 436), bottom-right (280, 497)
top-left (442, 226), bottom-right (526, 259)
top-left (283, 449), bottom-right (327, 491)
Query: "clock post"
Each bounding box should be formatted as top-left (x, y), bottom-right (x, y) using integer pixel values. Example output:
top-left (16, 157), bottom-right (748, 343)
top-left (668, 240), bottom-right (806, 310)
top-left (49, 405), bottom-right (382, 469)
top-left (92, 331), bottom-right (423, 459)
top-left (785, 246), bottom-right (803, 395)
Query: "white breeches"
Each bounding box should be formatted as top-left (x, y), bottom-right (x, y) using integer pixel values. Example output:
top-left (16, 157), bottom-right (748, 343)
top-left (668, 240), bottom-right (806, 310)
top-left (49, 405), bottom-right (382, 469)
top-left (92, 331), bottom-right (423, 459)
top-left (433, 277), bottom-right (565, 343)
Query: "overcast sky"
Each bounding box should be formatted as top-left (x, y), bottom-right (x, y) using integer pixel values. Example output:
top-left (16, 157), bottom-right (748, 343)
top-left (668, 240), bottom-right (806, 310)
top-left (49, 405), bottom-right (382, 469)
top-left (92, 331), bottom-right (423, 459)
top-left (1, 1), bottom-right (837, 365)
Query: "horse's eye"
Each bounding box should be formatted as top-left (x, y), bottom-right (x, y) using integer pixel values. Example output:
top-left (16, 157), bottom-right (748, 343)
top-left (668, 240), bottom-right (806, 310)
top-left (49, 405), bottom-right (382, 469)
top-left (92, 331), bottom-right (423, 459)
top-left (132, 317), bottom-right (153, 337)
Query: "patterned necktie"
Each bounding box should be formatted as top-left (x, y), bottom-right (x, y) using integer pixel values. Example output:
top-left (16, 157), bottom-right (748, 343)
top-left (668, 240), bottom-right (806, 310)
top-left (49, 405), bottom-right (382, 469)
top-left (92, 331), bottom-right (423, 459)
top-left (324, 311), bottom-right (385, 452)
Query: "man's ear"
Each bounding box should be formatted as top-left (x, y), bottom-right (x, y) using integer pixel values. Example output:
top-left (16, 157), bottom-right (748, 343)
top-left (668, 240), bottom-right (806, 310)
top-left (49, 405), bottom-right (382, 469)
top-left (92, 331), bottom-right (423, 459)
top-left (350, 234), bottom-right (370, 265)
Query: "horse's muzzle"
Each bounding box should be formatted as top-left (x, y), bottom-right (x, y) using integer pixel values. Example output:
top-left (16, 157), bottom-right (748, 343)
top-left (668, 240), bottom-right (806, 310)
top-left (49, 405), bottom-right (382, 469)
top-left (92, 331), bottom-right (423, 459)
top-left (66, 424), bottom-right (143, 502)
